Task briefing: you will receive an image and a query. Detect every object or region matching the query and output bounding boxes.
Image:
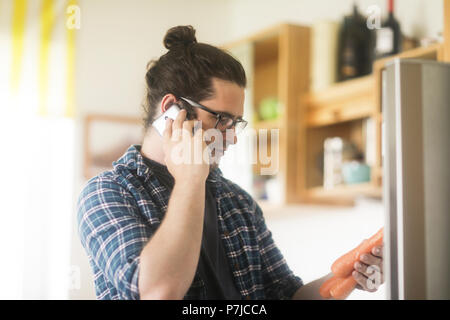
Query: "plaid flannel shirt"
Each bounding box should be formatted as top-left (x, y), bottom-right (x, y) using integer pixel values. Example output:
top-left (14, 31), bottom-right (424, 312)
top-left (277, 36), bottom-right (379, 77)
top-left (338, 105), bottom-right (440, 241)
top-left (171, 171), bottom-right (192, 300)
top-left (77, 145), bottom-right (303, 300)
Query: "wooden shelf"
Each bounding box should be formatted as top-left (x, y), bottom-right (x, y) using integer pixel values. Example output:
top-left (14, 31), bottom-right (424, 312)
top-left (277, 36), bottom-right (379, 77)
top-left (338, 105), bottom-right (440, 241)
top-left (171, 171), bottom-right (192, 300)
top-left (305, 183), bottom-right (382, 206)
top-left (306, 75), bottom-right (374, 106)
top-left (298, 43), bottom-right (445, 205)
top-left (222, 0), bottom-right (450, 207)
top-left (303, 75), bottom-right (375, 128)
top-left (373, 43), bottom-right (443, 71)
top-left (307, 182), bottom-right (381, 196)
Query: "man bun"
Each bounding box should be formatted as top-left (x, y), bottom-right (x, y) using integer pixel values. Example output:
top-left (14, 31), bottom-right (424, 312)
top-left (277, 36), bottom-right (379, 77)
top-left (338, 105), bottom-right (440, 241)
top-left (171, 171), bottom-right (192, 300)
top-left (163, 25), bottom-right (197, 50)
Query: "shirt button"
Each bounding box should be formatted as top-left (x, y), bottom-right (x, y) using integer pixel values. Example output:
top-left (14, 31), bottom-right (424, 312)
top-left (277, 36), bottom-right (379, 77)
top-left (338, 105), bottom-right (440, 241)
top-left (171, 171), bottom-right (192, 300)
top-left (245, 295), bottom-right (251, 300)
top-left (234, 263), bottom-right (239, 269)
top-left (223, 231), bottom-right (230, 237)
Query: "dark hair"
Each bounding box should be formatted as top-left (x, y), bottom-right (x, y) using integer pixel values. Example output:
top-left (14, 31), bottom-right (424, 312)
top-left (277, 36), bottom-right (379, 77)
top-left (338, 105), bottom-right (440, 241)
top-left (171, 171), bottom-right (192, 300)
top-left (142, 25), bottom-right (247, 129)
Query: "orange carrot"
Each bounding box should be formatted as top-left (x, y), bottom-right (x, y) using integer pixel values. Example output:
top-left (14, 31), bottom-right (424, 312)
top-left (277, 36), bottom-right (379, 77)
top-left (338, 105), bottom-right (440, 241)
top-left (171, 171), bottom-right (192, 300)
top-left (329, 276), bottom-right (357, 300)
top-left (354, 228), bottom-right (383, 261)
top-left (320, 275), bottom-right (358, 300)
top-left (331, 228), bottom-right (384, 277)
top-left (331, 247), bottom-right (360, 277)
top-left (319, 276), bottom-right (342, 298)
top-left (319, 228), bottom-right (384, 299)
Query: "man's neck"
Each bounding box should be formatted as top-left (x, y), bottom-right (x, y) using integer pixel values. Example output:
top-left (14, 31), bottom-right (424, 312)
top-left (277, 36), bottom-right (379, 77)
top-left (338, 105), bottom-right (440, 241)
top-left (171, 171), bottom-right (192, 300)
top-left (140, 126), bottom-right (219, 171)
top-left (140, 127), bottom-right (166, 166)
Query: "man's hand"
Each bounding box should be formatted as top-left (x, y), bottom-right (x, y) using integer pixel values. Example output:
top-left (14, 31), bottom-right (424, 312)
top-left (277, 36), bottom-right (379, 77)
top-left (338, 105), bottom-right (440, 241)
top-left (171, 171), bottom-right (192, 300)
top-left (139, 109), bottom-right (211, 299)
top-left (353, 245), bottom-right (384, 292)
top-left (163, 109), bottom-right (210, 183)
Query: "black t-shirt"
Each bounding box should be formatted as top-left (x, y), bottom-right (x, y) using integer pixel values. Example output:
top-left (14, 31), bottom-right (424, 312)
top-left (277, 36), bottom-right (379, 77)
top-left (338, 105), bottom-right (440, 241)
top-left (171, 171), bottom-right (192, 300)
top-left (142, 156), bottom-right (241, 299)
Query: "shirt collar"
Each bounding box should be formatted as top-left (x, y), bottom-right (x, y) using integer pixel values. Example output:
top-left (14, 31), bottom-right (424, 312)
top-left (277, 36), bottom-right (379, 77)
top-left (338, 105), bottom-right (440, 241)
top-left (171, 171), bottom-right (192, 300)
top-left (113, 144), bottom-right (223, 184)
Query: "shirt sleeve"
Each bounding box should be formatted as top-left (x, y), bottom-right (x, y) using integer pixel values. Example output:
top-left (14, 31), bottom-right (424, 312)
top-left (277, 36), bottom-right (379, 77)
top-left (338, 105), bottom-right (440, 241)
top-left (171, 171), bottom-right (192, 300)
top-left (253, 200), bottom-right (304, 299)
top-left (77, 176), bottom-right (154, 300)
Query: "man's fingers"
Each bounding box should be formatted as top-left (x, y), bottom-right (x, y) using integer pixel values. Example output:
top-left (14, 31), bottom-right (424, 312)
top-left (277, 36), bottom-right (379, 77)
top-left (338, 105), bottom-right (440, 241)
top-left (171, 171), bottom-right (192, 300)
top-left (163, 118), bottom-right (173, 140)
top-left (360, 253), bottom-right (382, 270)
top-left (194, 128), bottom-right (210, 165)
top-left (173, 108), bottom-right (187, 126)
top-left (355, 283), bottom-right (364, 290)
top-left (372, 245), bottom-right (383, 258)
top-left (354, 260), bottom-right (383, 278)
top-left (352, 247), bottom-right (384, 293)
top-left (182, 120), bottom-right (195, 139)
top-left (354, 261), bottom-right (368, 276)
top-left (171, 109), bottom-right (187, 141)
top-left (352, 271), bottom-right (378, 292)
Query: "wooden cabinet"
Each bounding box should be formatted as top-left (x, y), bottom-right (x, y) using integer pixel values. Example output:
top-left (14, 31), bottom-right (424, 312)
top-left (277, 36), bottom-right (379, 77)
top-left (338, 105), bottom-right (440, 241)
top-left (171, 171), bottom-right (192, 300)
top-left (223, 19), bottom-right (446, 206)
top-left (444, 0), bottom-right (450, 62)
top-left (300, 43), bottom-right (443, 205)
top-left (223, 23), bottom-right (310, 204)
top-left (305, 75), bottom-right (375, 128)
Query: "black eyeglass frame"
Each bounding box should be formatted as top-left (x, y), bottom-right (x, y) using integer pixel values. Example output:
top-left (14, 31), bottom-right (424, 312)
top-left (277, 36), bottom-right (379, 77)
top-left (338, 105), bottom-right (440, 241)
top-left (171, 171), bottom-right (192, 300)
top-left (179, 96), bottom-right (248, 132)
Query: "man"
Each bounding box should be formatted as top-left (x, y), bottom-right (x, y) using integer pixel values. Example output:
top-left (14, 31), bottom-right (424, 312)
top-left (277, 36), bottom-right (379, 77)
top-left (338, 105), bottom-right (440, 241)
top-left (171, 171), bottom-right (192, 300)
top-left (77, 25), bottom-right (384, 300)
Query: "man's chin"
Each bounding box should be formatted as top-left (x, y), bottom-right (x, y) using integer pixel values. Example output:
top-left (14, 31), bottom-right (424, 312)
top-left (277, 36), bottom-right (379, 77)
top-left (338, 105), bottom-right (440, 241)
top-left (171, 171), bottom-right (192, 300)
top-left (209, 152), bottom-right (223, 170)
top-left (209, 157), bottom-right (221, 169)
top-left (210, 163), bottom-right (219, 170)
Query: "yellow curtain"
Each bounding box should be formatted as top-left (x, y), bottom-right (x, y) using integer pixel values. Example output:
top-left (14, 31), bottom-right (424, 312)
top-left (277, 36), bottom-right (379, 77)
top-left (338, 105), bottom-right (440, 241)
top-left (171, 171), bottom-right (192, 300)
top-left (0, 0), bottom-right (79, 299)
top-left (3, 0), bottom-right (77, 117)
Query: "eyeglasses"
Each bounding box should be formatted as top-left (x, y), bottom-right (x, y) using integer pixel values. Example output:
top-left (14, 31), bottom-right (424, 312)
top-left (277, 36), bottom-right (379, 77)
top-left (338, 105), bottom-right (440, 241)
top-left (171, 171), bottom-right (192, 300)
top-left (179, 97), bottom-right (248, 134)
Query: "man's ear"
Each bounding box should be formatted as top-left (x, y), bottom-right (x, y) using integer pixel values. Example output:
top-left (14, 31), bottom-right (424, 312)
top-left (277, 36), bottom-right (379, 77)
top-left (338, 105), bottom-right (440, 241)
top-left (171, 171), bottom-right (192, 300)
top-left (160, 94), bottom-right (178, 113)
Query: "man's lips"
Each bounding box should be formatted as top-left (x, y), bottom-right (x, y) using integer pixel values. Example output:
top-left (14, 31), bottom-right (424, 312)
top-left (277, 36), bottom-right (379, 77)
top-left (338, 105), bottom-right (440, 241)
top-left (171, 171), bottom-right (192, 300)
top-left (212, 148), bottom-right (225, 156)
top-left (207, 142), bottom-right (229, 156)
top-left (208, 145), bottom-right (227, 152)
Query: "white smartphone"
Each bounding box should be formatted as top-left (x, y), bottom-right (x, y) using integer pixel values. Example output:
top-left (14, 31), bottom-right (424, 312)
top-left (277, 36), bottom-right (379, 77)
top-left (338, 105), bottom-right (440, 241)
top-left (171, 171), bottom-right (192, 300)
top-left (152, 104), bottom-right (181, 136)
top-left (153, 103), bottom-right (202, 136)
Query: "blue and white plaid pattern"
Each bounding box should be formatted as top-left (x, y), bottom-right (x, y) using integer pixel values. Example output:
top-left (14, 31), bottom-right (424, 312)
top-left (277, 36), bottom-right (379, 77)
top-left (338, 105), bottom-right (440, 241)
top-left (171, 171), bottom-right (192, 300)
top-left (77, 145), bottom-right (303, 300)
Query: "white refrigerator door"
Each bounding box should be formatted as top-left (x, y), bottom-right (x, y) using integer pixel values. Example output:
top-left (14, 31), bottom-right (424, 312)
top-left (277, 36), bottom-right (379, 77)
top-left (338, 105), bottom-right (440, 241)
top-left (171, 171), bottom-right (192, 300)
top-left (383, 59), bottom-right (450, 300)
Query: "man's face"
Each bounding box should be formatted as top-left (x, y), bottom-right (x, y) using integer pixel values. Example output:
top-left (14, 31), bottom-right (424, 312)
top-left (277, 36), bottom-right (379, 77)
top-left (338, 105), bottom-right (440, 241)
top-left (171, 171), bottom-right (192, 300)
top-left (194, 78), bottom-right (245, 165)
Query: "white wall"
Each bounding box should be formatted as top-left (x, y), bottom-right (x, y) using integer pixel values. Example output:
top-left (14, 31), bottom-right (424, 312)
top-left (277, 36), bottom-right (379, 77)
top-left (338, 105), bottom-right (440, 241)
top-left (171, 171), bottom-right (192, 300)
top-left (70, 0), bottom-right (444, 299)
top-left (224, 0), bottom-right (443, 44)
top-left (75, 0), bottom-right (233, 118)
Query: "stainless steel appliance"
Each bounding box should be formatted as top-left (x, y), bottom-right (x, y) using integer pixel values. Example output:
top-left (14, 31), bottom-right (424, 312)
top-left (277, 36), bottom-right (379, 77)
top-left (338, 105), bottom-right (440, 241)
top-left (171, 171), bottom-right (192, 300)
top-left (382, 59), bottom-right (450, 299)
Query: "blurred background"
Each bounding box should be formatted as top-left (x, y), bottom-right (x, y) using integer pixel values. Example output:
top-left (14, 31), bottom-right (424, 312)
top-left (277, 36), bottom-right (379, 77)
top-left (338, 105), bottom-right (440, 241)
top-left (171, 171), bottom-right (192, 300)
top-left (0, 0), bottom-right (447, 300)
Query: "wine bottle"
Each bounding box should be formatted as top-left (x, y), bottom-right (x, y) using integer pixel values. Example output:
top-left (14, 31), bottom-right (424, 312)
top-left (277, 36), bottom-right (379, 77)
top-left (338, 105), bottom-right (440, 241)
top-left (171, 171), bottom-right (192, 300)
top-left (375, 0), bottom-right (402, 58)
top-left (337, 3), bottom-right (375, 81)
